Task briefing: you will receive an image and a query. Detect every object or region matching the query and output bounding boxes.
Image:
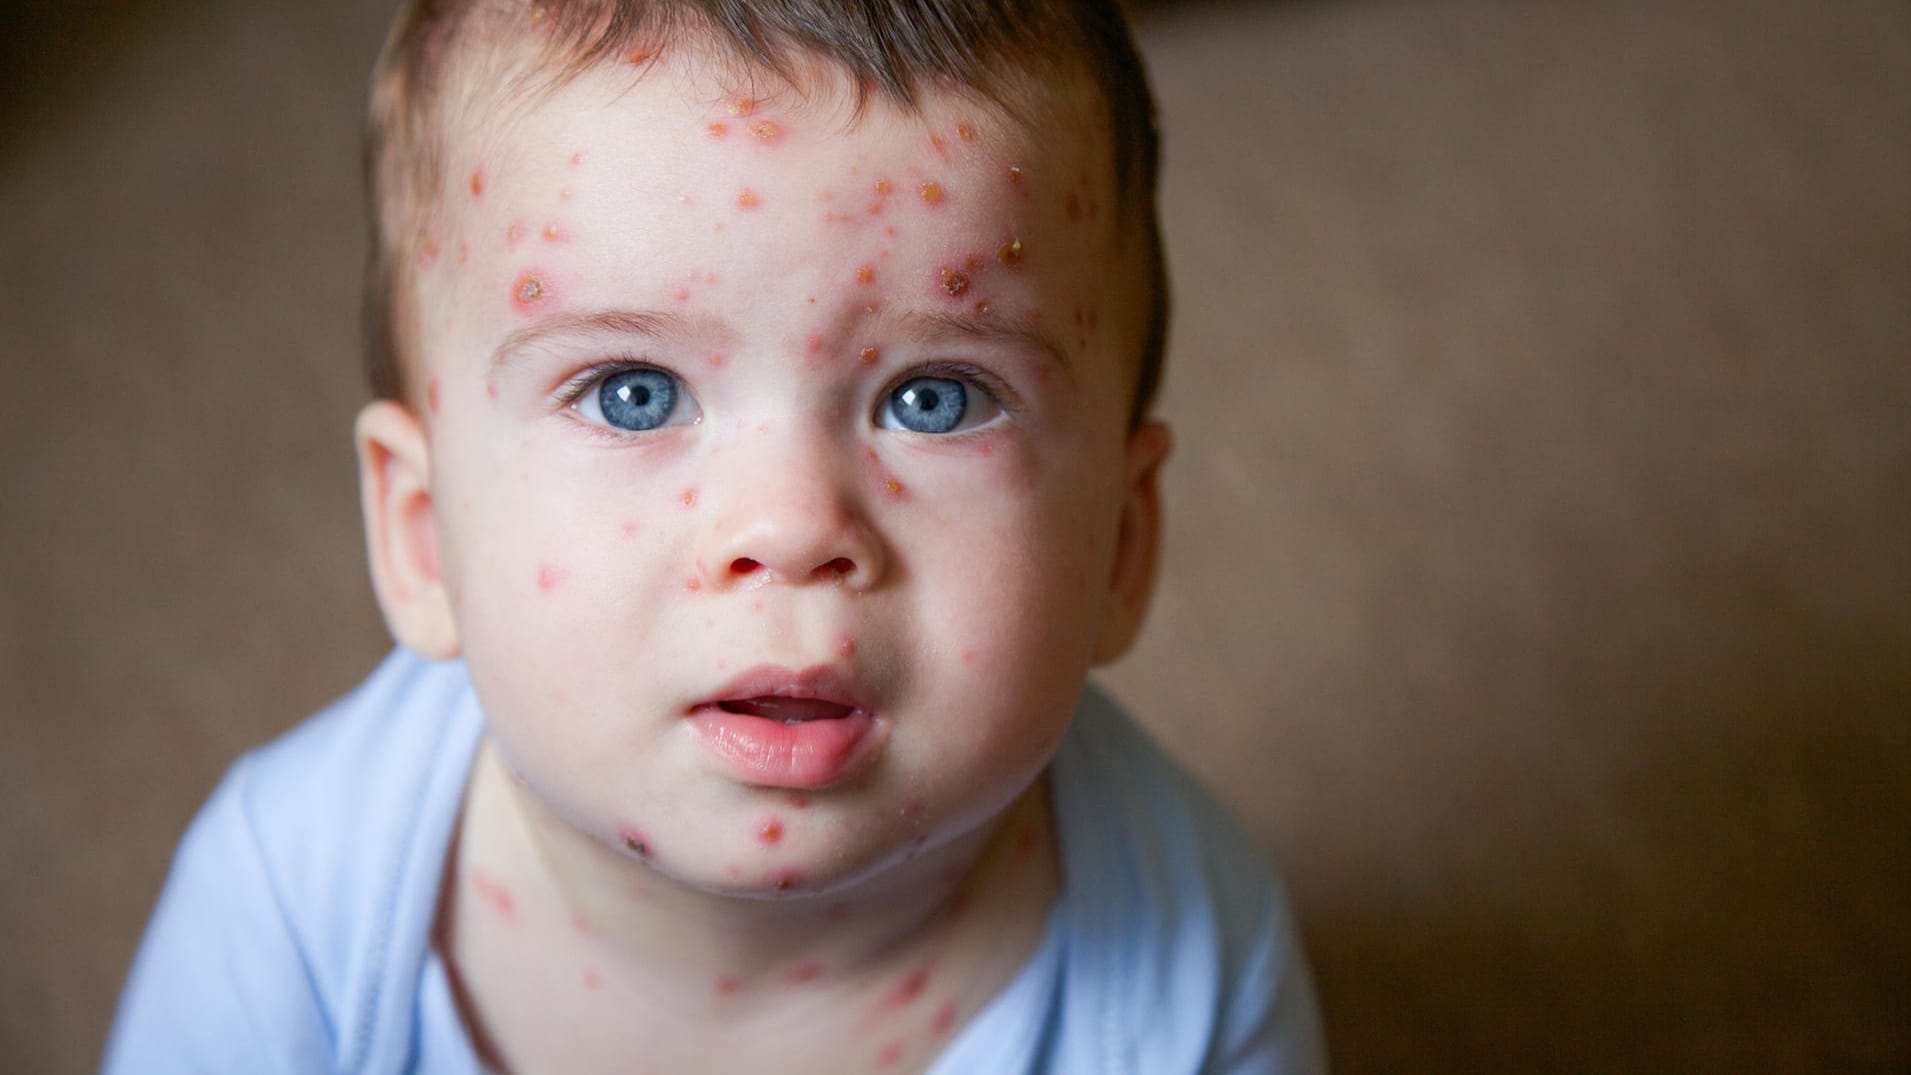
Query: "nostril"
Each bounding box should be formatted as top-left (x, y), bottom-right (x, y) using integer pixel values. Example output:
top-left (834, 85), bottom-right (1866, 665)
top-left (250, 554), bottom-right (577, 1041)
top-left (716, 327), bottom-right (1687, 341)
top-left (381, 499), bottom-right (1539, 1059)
top-left (730, 557), bottom-right (762, 575)
top-left (820, 557), bottom-right (855, 578)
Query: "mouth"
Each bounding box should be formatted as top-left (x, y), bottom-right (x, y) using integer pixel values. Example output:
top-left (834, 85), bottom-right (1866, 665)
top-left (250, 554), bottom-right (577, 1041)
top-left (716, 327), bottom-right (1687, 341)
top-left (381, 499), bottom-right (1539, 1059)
top-left (687, 665), bottom-right (885, 790)
top-left (691, 664), bottom-right (870, 720)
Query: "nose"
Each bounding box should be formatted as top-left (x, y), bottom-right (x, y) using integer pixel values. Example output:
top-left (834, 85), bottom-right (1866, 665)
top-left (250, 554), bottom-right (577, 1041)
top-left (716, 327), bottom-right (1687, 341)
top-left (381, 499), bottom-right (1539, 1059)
top-left (700, 429), bottom-right (886, 592)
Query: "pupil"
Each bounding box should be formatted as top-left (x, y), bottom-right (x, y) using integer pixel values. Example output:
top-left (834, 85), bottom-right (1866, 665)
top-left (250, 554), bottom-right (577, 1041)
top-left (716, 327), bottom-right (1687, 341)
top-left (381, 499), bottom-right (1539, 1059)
top-left (621, 384), bottom-right (651, 407)
top-left (914, 388), bottom-right (940, 411)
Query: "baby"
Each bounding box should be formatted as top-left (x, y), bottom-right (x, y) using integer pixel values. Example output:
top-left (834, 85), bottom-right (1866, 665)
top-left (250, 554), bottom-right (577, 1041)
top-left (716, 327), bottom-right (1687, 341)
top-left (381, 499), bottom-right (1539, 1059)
top-left (106, 1), bottom-right (1322, 1071)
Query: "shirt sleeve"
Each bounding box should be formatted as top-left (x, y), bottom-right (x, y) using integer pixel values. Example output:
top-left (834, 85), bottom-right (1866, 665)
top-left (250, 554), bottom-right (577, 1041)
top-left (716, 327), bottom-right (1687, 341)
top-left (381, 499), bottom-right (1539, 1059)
top-left (1208, 894), bottom-right (1328, 1074)
top-left (102, 756), bottom-right (335, 1074)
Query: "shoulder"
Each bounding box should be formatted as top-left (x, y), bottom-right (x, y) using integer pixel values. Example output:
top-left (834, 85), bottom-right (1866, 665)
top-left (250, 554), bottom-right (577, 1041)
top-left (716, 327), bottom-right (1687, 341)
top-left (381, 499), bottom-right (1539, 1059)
top-left (104, 650), bottom-right (483, 1074)
top-left (1047, 685), bottom-right (1326, 1073)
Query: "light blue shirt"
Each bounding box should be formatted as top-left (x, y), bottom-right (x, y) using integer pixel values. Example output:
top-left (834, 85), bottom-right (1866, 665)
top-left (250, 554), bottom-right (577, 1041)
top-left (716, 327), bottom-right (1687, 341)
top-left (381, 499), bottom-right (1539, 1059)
top-left (106, 650), bottom-right (1324, 1072)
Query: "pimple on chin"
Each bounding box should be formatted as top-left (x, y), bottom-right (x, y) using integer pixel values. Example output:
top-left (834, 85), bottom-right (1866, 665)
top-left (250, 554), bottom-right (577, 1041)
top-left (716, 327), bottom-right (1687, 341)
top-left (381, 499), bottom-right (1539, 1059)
top-left (756, 817), bottom-right (784, 845)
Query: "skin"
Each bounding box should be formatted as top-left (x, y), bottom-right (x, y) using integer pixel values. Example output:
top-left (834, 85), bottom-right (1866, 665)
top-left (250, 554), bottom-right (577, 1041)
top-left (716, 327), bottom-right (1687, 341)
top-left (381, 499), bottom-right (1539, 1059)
top-left (356, 42), bottom-right (1168, 1075)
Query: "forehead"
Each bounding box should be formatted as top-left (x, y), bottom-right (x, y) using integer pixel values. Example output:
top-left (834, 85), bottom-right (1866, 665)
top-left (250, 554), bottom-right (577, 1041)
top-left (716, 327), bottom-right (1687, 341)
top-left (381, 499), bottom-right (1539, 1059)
top-left (412, 43), bottom-right (1138, 400)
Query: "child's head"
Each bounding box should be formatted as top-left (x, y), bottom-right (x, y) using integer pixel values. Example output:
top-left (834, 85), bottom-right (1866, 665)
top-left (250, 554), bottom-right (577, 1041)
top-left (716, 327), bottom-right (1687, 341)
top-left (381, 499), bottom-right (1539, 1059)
top-left (353, 0), bottom-right (1174, 897)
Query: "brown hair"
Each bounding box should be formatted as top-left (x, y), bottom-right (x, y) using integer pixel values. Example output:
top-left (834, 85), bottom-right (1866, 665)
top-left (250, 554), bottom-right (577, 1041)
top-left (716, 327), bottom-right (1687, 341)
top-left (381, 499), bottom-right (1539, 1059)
top-left (363, 0), bottom-right (1167, 424)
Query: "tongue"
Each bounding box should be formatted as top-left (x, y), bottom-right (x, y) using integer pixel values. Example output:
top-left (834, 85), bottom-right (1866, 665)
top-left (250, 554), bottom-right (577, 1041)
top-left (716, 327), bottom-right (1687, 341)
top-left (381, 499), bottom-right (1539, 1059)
top-left (720, 697), bottom-right (855, 723)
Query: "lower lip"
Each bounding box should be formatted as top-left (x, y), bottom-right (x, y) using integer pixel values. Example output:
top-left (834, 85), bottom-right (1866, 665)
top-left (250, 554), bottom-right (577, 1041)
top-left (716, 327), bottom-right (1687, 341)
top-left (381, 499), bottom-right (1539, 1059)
top-left (690, 709), bottom-right (882, 790)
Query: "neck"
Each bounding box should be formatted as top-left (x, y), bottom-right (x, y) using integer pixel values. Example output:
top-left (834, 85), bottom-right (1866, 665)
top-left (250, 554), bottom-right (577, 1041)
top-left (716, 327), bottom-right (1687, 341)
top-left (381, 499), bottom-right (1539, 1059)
top-left (462, 740), bottom-right (1049, 1008)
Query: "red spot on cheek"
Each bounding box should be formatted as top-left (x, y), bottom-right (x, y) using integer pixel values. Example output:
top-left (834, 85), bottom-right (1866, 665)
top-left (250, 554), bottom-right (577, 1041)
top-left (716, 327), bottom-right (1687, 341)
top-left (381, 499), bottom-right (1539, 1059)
top-left (469, 170), bottom-right (486, 197)
top-left (714, 975), bottom-right (743, 996)
top-left (757, 818), bottom-right (784, 845)
top-left (470, 869), bottom-right (517, 922)
top-left (785, 960), bottom-right (823, 984)
top-left (536, 562), bottom-right (566, 592)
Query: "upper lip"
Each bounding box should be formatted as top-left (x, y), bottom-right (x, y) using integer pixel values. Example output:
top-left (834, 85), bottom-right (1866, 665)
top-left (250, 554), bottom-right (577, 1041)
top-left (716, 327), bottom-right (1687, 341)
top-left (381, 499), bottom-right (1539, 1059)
top-left (690, 664), bottom-right (871, 716)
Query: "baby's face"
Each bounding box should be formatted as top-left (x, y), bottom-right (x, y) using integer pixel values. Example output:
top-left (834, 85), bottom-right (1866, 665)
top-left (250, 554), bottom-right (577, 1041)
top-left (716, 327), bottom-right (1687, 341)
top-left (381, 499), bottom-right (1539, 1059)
top-left (403, 51), bottom-right (1158, 895)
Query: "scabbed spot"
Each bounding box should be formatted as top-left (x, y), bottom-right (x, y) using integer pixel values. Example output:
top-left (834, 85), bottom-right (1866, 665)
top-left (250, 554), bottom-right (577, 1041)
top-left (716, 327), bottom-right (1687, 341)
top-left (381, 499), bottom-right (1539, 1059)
top-left (737, 188), bottom-right (760, 209)
top-left (997, 238), bottom-right (1023, 267)
top-left (859, 346), bottom-right (880, 365)
top-left (939, 268), bottom-right (970, 297)
top-left (620, 830), bottom-right (651, 858)
top-left (918, 181), bottom-right (945, 206)
top-left (512, 273), bottom-right (549, 309)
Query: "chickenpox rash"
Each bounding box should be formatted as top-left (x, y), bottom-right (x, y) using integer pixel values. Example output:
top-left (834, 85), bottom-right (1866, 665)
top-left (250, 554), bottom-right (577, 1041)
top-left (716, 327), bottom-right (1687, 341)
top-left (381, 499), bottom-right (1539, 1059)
top-left (536, 562), bottom-right (566, 592)
top-left (875, 1042), bottom-right (904, 1068)
top-left (876, 966), bottom-right (932, 1012)
top-left (788, 793), bottom-right (811, 809)
top-left (838, 634), bottom-right (857, 658)
top-left (542, 222), bottom-right (565, 242)
top-left (714, 975), bottom-right (744, 996)
top-left (737, 188), bottom-right (760, 209)
top-left (997, 238), bottom-right (1024, 267)
top-left (785, 960), bottom-right (823, 984)
top-left (680, 488), bottom-right (698, 508)
top-left (859, 346), bottom-right (880, 365)
top-left (939, 267), bottom-right (970, 297)
top-left (727, 97), bottom-right (756, 117)
top-left (470, 869), bottom-right (517, 923)
top-left (512, 272), bottom-right (550, 310)
top-left (931, 1001), bottom-right (958, 1035)
top-left (957, 121), bottom-right (978, 142)
top-left (883, 479), bottom-right (908, 501)
top-left (568, 151), bottom-right (584, 167)
top-left (805, 333), bottom-right (826, 356)
top-left (918, 181), bottom-right (946, 206)
top-left (757, 817), bottom-right (785, 845)
top-left (686, 577), bottom-right (702, 592)
top-left (708, 121), bottom-right (728, 138)
top-left (707, 352), bottom-right (726, 368)
top-left (1006, 165), bottom-right (1029, 196)
top-left (426, 377), bottom-right (442, 416)
top-left (771, 870), bottom-right (804, 893)
top-left (506, 220), bottom-right (526, 246)
top-left (855, 264), bottom-right (876, 285)
top-left (581, 969), bottom-right (602, 991)
top-left (619, 829), bottom-right (651, 857)
top-left (750, 120), bottom-right (781, 142)
top-left (469, 169), bottom-right (486, 197)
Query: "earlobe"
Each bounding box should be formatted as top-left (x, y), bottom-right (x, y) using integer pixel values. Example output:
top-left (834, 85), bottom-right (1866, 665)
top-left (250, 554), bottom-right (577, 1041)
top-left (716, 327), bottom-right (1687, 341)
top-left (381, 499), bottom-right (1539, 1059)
top-left (355, 400), bottom-right (459, 659)
top-left (1092, 420), bottom-right (1172, 665)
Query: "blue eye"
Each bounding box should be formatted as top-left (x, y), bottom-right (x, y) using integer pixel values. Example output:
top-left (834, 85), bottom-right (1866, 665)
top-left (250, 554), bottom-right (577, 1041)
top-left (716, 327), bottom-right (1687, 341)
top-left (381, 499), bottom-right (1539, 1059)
top-left (883, 376), bottom-right (969, 434)
top-left (590, 367), bottom-right (684, 431)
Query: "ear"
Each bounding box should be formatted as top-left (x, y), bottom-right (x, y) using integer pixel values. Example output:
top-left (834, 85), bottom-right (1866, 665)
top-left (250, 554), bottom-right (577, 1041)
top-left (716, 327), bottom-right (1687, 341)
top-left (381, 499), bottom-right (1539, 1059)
top-left (1092, 420), bottom-right (1172, 665)
top-left (355, 400), bottom-right (459, 659)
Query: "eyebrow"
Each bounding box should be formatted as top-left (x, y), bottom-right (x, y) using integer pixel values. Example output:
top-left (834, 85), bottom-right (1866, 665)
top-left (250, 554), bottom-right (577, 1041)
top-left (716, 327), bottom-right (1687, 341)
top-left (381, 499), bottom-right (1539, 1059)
top-left (490, 309), bottom-right (701, 374)
top-left (891, 309), bottom-right (1075, 381)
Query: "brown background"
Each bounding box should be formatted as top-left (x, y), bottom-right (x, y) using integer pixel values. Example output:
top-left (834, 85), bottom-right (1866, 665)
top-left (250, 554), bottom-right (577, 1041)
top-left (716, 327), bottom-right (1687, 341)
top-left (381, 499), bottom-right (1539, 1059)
top-left (3, 0), bottom-right (1906, 1070)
